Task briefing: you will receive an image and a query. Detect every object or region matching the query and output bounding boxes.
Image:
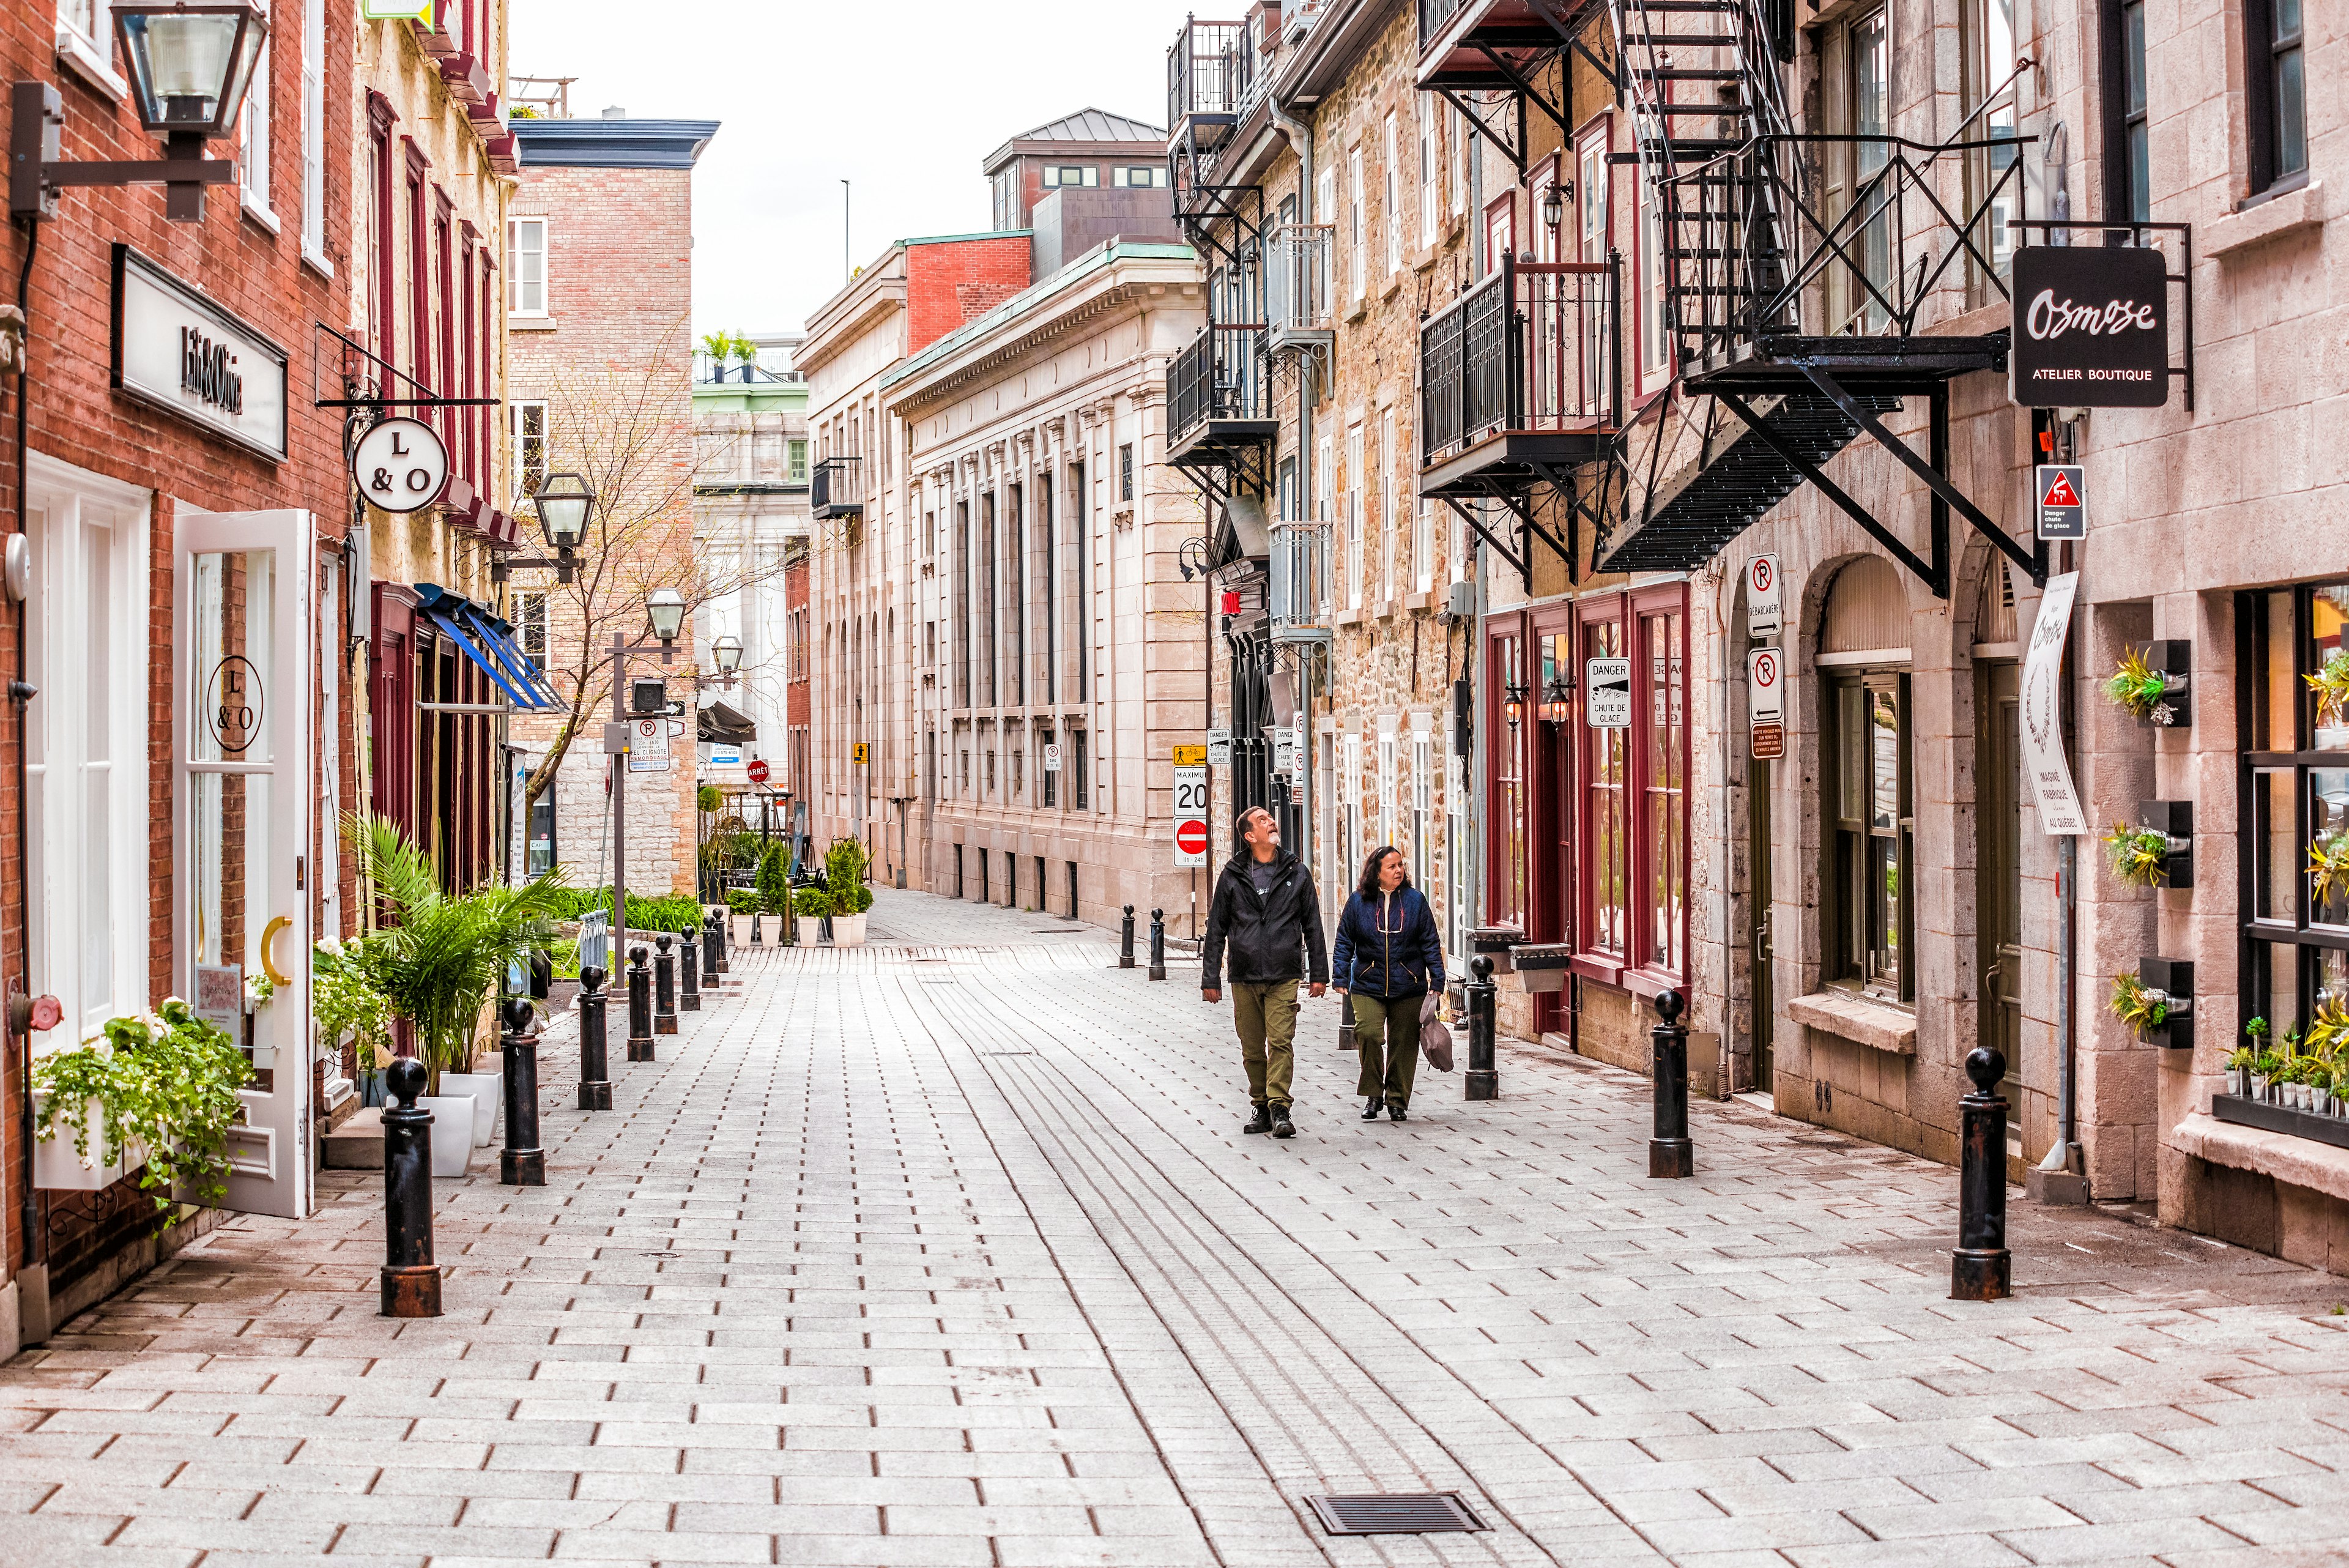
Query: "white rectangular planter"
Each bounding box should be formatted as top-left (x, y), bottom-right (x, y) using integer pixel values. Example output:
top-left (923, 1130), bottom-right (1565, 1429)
top-left (831, 913), bottom-right (867, 948)
top-left (415, 1096), bottom-right (475, 1178)
top-left (440, 1069), bottom-right (503, 1147)
top-left (32, 1096), bottom-right (147, 1192)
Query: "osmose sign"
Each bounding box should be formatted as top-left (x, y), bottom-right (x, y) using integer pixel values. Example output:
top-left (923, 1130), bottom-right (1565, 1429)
top-left (111, 245), bottom-right (289, 461)
top-left (2009, 245), bottom-right (2169, 409)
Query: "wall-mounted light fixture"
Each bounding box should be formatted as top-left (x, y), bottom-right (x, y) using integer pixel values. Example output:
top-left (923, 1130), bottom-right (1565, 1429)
top-left (9, 4), bottom-right (266, 223)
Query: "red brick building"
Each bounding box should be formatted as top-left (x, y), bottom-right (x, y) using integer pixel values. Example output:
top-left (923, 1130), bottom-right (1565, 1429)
top-left (2, 0), bottom-right (363, 1355)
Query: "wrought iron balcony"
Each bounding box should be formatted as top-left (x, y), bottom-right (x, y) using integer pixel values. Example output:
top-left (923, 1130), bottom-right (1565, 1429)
top-left (1419, 257), bottom-right (1619, 491)
top-left (1266, 223), bottom-right (1334, 357)
top-left (1267, 521), bottom-right (1331, 644)
top-left (1167, 18), bottom-right (1249, 141)
top-left (809, 456), bottom-right (863, 522)
top-left (1168, 322), bottom-right (1272, 458)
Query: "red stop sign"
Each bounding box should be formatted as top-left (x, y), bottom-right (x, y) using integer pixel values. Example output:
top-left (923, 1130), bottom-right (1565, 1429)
top-left (746, 759), bottom-right (770, 783)
top-left (1175, 819), bottom-right (1209, 856)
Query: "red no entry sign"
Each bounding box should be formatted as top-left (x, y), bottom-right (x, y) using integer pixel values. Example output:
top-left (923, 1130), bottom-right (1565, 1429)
top-left (1174, 818), bottom-right (1209, 857)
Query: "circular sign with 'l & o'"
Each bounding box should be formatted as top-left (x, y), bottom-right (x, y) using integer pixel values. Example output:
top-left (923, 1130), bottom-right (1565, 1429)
top-left (351, 417), bottom-right (450, 513)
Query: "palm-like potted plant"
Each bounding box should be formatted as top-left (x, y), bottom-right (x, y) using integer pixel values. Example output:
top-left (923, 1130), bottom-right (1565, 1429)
top-left (2307, 828), bottom-right (2349, 922)
top-left (349, 812), bottom-right (568, 1176)
top-left (2103, 823), bottom-right (2174, 888)
top-left (2307, 649), bottom-right (2349, 749)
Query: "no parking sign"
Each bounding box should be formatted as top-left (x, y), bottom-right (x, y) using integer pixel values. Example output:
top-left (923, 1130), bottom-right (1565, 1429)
top-left (1749, 646), bottom-right (1785, 759)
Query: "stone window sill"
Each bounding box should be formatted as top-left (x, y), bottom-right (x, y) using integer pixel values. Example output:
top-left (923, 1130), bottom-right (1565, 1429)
top-left (2210, 180), bottom-right (2324, 259)
top-left (56, 26), bottom-right (128, 100)
top-left (2173, 1110), bottom-right (2349, 1204)
top-left (509, 314), bottom-right (558, 332)
top-left (1786, 989), bottom-right (1916, 1054)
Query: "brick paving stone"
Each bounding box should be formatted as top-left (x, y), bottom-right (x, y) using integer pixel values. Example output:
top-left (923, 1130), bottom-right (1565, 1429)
top-left (2, 889), bottom-right (2347, 1565)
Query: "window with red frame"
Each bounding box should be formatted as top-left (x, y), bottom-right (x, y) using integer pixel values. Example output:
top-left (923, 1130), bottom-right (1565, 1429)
top-left (1486, 625), bottom-right (1526, 930)
top-left (1576, 584), bottom-right (1688, 985)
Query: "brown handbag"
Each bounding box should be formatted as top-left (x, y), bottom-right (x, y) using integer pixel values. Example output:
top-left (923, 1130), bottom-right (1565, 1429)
top-left (1419, 991), bottom-right (1454, 1072)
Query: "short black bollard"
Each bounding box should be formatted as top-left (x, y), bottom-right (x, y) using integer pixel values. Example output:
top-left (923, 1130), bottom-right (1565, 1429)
top-left (1951, 1046), bottom-right (2013, 1301)
top-left (1465, 956), bottom-right (1498, 1101)
top-left (678, 929), bottom-right (700, 1012)
top-left (626, 945), bottom-right (656, 1061)
top-left (499, 997), bottom-right (546, 1186)
top-left (1649, 989), bottom-right (1693, 1178)
top-left (1147, 908), bottom-right (1167, 981)
top-left (576, 964), bottom-right (612, 1110)
top-left (654, 934), bottom-right (679, 1035)
top-left (380, 1057), bottom-right (441, 1318)
top-left (1119, 905), bottom-right (1136, 970)
top-left (706, 909), bottom-right (726, 981)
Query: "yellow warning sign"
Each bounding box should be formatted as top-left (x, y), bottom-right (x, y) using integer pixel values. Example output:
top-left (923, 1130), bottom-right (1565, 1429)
top-left (852, 743), bottom-right (869, 764)
top-left (1171, 745), bottom-right (1207, 766)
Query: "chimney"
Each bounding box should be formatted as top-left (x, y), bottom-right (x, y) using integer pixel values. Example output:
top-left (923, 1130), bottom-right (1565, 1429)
top-left (602, 105), bottom-right (626, 119)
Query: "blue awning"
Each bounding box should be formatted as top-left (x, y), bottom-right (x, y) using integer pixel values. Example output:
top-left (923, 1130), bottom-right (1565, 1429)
top-left (414, 583), bottom-right (559, 711)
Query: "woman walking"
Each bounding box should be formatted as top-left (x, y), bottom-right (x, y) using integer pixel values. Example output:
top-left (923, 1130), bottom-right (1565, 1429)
top-left (1331, 846), bottom-right (1445, 1121)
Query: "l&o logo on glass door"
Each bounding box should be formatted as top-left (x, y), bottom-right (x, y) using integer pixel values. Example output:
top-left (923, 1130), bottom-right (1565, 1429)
top-left (349, 416), bottom-right (451, 514)
top-left (208, 654), bottom-right (264, 755)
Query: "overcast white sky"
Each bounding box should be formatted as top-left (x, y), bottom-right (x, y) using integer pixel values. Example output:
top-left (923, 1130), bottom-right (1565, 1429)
top-left (511, 0), bottom-right (1193, 341)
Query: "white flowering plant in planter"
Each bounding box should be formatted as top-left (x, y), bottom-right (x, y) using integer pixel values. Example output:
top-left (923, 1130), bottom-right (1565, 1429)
top-left (32, 1000), bottom-right (254, 1219)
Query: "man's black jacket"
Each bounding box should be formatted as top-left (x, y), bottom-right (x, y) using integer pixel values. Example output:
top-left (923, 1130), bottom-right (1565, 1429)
top-left (1201, 849), bottom-right (1329, 989)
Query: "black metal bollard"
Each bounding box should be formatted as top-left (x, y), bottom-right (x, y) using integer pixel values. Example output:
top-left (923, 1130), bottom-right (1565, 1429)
top-left (707, 909), bottom-right (726, 981)
top-left (1119, 905), bottom-right (1136, 969)
top-left (1951, 1046), bottom-right (2013, 1301)
top-left (576, 964), bottom-right (612, 1110)
top-left (1147, 908), bottom-right (1167, 981)
top-left (380, 1057), bottom-right (441, 1318)
top-left (1465, 956), bottom-right (1498, 1101)
top-left (499, 997), bottom-right (546, 1186)
top-left (679, 929), bottom-right (701, 1013)
top-left (654, 934), bottom-right (679, 1035)
top-left (626, 945), bottom-right (656, 1061)
top-left (1649, 989), bottom-right (1693, 1178)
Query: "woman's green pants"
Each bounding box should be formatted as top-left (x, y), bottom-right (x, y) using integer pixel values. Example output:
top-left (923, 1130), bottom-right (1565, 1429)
top-left (1352, 992), bottom-right (1422, 1108)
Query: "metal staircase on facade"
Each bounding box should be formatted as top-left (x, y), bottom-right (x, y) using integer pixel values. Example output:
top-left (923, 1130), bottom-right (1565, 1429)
top-left (1595, 0), bottom-right (2046, 593)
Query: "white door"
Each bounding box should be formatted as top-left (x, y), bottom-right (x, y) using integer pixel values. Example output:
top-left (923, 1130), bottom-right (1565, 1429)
top-left (177, 508), bottom-right (315, 1220)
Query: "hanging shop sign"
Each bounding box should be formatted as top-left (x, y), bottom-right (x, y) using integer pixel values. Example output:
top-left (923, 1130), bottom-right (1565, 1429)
top-left (2010, 245), bottom-right (2169, 409)
top-left (2035, 464), bottom-right (2087, 540)
top-left (1172, 765), bottom-right (1208, 867)
top-left (350, 417), bottom-right (450, 515)
top-left (1745, 553), bottom-right (1782, 639)
top-left (2021, 571), bottom-right (2088, 836)
top-left (111, 245), bottom-right (289, 462)
top-left (1585, 656), bottom-right (1632, 728)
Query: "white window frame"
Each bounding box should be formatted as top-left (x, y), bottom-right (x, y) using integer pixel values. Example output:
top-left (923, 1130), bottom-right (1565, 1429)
top-left (55, 1), bottom-right (128, 98)
top-left (1411, 729), bottom-right (1433, 897)
top-left (1378, 726), bottom-right (1398, 855)
top-left (299, 0), bottom-right (328, 270)
top-left (1450, 105), bottom-right (1469, 217)
top-left (1318, 163), bottom-right (1338, 241)
top-left (514, 589), bottom-right (549, 660)
top-left (508, 217), bottom-right (549, 316)
top-left (1378, 410), bottom-right (1396, 602)
top-left (1384, 112), bottom-right (1402, 276)
top-left (1348, 146), bottom-right (1366, 300)
top-left (239, 0), bottom-right (275, 228)
top-left (1345, 422), bottom-right (1364, 610)
top-left (1416, 494), bottom-right (1435, 593)
top-left (1418, 95), bottom-right (1439, 247)
top-left (24, 453), bottom-right (151, 1049)
top-left (1343, 734), bottom-right (1364, 886)
top-left (510, 399), bottom-right (547, 507)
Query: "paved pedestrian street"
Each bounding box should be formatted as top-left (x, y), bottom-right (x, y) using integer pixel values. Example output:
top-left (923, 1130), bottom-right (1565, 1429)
top-left (6, 891), bottom-right (2349, 1568)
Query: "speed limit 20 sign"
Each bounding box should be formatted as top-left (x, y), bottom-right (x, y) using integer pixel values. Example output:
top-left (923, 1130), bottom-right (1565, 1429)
top-left (1172, 764), bottom-right (1208, 867)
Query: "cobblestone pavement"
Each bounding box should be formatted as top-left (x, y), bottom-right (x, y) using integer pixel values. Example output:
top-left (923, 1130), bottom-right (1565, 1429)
top-left (6, 890), bottom-right (2349, 1567)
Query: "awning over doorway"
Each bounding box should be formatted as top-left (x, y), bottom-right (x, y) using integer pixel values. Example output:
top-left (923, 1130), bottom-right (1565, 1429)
top-left (414, 583), bottom-right (561, 710)
top-left (699, 699), bottom-right (756, 746)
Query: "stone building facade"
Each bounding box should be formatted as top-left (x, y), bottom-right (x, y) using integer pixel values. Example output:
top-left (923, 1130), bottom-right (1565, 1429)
top-left (503, 115), bottom-right (717, 902)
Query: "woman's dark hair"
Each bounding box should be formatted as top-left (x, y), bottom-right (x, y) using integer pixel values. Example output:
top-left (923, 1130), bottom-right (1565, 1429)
top-left (1357, 845), bottom-right (1409, 897)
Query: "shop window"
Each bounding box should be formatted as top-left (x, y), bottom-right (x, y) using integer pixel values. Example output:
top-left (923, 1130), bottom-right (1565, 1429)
top-left (2246, 0), bottom-right (2307, 195)
top-left (1825, 671), bottom-right (1913, 1001)
top-left (1580, 611), bottom-right (1627, 956)
top-left (2242, 584), bottom-right (2349, 1072)
top-left (24, 461), bottom-right (149, 1042)
top-left (239, 0), bottom-right (272, 220)
top-left (1567, 587), bottom-right (1691, 983)
top-left (526, 790), bottom-right (557, 876)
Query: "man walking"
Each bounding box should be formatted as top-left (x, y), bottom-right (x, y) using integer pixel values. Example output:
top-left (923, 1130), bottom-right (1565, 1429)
top-left (1201, 806), bottom-right (1327, 1138)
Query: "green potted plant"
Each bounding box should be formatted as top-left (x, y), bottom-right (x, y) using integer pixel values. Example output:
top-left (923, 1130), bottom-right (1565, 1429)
top-left (32, 1001), bottom-right (253, 1213)
top-left (825, 838), bottom-right (874, 947)
top-left (2307, 648), bottom-right (2349, 748)
top-left (2233, 1017), bottom-right (2270, 1098)
top-left (793, 883), bottom-right (835, 946)
top-left (755, 842), bottom-right (792, 945)
top-left (2103, 647), bottom-right (2181, 726)
top-left (2109, 968), bottom-right (2175, 1040)
top-left (315, 933), bottom-right (396, 1105)
top-left (2307, 829), bottom-right (2349, 919)
top-left (349, 812), bottom-right (568, 1176)
top-left (2102, 822), bottom-right (2174, 888)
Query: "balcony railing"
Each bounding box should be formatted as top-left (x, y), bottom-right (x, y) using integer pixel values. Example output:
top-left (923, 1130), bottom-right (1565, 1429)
top-left (1266, 224), bottom-right (1334, 344)
top-left (1167, 18), bottom-right (1249, 129)
top-left (1268, 522), bottom-right (1330, 640)
top-left (1169, 323), bottom-right (1270, 449)
top-left (810, 456), bottom-right (863, 521)
top-left (1420, 258), bottom-right (1619, 467)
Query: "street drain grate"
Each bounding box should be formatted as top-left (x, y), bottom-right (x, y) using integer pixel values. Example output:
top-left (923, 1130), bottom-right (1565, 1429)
top-left (1307, 1493), bottom-right (1486, 1535)
top-left (981, 1049), bottom-right (1035, 1057)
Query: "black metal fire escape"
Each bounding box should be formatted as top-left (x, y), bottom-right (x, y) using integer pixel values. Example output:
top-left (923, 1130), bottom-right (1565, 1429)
top-left (1595, 0), bottom-right (2046, 593)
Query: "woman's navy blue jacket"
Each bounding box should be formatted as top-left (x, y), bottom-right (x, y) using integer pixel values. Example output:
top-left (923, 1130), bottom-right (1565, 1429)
top-left (1330, 886), bottom-right (1445, 1000)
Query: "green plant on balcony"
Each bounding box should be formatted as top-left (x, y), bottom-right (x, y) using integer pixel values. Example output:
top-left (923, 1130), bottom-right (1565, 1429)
top-left (32, 1000), bottom-right (254, 1219)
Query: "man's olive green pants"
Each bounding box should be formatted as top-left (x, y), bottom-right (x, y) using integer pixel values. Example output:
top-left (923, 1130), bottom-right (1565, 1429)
top-left (1231, 979), bottom-right (1299, 1108)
